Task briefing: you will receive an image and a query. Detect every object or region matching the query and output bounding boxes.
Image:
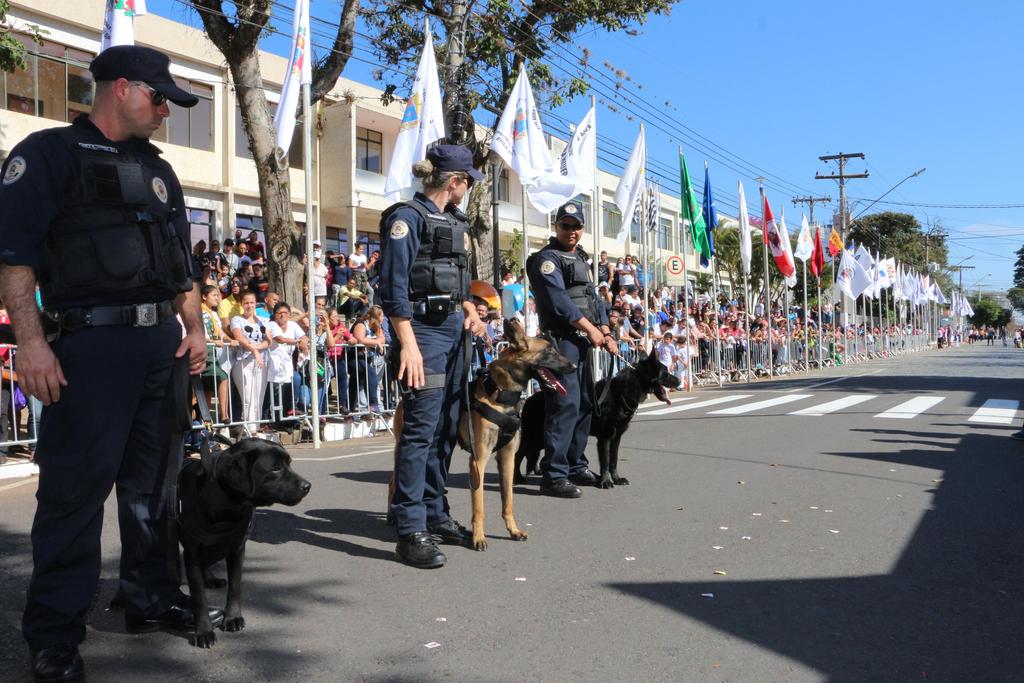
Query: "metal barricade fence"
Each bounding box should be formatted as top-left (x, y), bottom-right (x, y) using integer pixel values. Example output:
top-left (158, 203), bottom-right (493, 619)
top-left (0, 323), bottom-right (948, 455)
top-left (1, 344), bottom-right (40, 454)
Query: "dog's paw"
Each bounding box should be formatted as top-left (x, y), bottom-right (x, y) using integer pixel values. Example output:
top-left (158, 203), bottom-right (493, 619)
top-left (223, 616), bottom-right (246, 633)
top-left (613, 476), bottom-right (630, 486)
top-left (599, 477), bottom-right (615, 489)
top-left (191, 630), bottom-right (217, 648)
top-left (472, 536), bottom-right (488, 551)
top-left (509, 530), bottom-right (528, 542)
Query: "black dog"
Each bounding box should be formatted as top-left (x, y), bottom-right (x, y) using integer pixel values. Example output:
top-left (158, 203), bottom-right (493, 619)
top-left (177, 437), bottom-right (311, 647)
top-left (516, 351), bottom-right (680, 488)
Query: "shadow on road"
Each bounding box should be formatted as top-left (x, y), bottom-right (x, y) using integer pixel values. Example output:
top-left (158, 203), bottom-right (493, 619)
top-left (250, 507), bottom-right (394, 560)
top-left (608, 430), bottom-right (1024, 681)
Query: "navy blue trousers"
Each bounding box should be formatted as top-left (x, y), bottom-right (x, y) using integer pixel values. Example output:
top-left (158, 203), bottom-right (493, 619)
top-left (23, 317), bottom-right (183, 649)
top-left (541, 336), bottom-right (592, 483)
top-left (390, 312), bottom-right (466, 536)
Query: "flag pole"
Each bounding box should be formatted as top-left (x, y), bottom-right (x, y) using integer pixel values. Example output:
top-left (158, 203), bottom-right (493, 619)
top-left (706, 161), bottom-right (721, 386)
top-left (759, 183), bottom-right (773, 378)
top-left (302, 80), bottom-right (320, 448)
top-left (679, 148), bottom-right (692, 393)
top-left (802, 258), bottom-right (809, 370)
top-left (491, 159), bottom-right (501, 289)
top-left (591, 95), bottom-right (600, 284)
top-left (521, 182), bottom-right (530, 315)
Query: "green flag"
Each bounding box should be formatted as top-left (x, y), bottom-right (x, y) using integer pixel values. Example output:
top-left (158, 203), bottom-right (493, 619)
top-left (680, 150), bottom-right (709, 262)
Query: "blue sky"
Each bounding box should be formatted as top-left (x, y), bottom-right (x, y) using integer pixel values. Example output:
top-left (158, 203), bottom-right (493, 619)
top-left (146, 0), bottom-right (1023, 294)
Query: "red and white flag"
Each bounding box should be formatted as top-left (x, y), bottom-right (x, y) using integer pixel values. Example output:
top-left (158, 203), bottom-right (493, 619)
top-left (101, 0), bottom-right (147, 52)
top-left (762, 195), bottom-right (796, 284)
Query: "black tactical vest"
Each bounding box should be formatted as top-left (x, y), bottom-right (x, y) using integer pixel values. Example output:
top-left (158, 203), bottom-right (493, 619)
top-left (379, 197), bottom-right (470, 302)
top-left (529, 240), bottom-right (601, 332)
top-left (40, 126), bottom-right (192, 308)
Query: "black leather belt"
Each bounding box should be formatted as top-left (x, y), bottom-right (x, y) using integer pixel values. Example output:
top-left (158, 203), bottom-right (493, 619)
top-left (52, 301), bottom-right (176, 333)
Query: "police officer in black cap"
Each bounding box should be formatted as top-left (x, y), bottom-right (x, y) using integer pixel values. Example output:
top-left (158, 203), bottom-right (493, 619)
top-left (380, 144), bottom-right (487, 568)
top-left (527, 201), bottom-right (617, 498)
top-left (0, 45), bottom-right (218, 681)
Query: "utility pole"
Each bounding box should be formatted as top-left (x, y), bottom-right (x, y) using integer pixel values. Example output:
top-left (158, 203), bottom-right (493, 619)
top-left (791, 194), bottom-right (832, 225)
top-left (816, 153), bottom-right (868, 331)
top-left (815, 153), bottom-right (868, 243)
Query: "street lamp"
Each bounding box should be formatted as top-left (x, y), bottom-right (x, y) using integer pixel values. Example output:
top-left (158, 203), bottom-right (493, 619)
top-left (852, 167), bottom-right (927, 222)
top-left (973, 273), bottom-right (993, 298)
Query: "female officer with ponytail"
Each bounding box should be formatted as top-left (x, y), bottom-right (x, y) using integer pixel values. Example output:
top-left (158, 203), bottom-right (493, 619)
top-left (379, 145), bottom-right (486, 569)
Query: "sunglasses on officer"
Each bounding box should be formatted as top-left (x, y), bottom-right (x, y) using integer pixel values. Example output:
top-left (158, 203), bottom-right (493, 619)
top-left (556, 220), bottom-right (584, 232)
top-left (458, 173), bottom-right (475, 189)
top-left (129, 81), bottom-right (168, 106)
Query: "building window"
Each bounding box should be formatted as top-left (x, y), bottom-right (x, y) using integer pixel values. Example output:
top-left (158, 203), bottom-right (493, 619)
top-left (234, 214), bottom-right (265, 253)
top-left (188, 208), bottom-right (215, 250)
top-left (236, 104), bottom-right (302, 169)
top-left (602, 201), bottom-right (621, 239)
top-left (356, 127), bottom-right (383, 173)
top-left (154, 78), bottom-right (214, 151)
top-left (1, 34), bottom-right (95, 122)
top-left (497, 168), bottom-right (510, 202)
top-left (659, 217), bottom-right (672, 250)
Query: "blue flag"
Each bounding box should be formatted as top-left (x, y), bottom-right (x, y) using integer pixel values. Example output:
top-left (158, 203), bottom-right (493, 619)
top-left (700, 164), bottom-right (718, 268)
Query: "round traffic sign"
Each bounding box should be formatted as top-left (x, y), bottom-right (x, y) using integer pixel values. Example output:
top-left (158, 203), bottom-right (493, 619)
top-left (666, 255), bottom-right (685, 276)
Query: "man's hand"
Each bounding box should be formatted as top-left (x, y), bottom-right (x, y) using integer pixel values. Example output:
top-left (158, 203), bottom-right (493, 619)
top-left (397, 340), bottom-right (424, 389)
top-left (603, 335), bottom-right (619, 356)
top-left (175, 331), bottom-right (207, 375)
top-left (587, 327), bottom-right (605, 348)
top-left (15, 338), bottom-right (67, 405)
top-left (464, 308), bottom-right (488, 337)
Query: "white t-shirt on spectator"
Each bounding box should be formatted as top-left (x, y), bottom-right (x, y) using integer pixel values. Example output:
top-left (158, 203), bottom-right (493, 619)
top-left (230, 316), bottom-right (266, 362)
top-left (349, 252), bottom-right (368, 270)
top-left (312, 261), bottom-right (329, 297)
top-left (621, 293), bottom-right (640, 310)
top-left (655, 340), bottom-right (676, 369)
top-left (618, 263), bottom-right (636, 287)
top-left (265, 319), bottom-right (305, 383)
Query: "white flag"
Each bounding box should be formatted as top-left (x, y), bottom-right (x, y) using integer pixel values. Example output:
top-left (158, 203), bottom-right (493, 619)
top-left (272, 0), bottom-right (311, 156)
top-left (101, 0), bottom-right (147, 52)
top-left (737, 180), bottom-right (752, 276)
top-left (875, 254), bottom-right (892, 291)
top-left (491, 64), bottom-right (554, 188)
top-left (933, 283), bottom-right (948, 305)
top-left (527, 105), bottom-right (596, 213)
top-left (794, 213), bottom-right (814, 262)
top-left (836, 249), bottom-right (873, 300)
top-left (613, 125), bottom-right (646, 243)
top-left (383, 19), bottom-right (446, 200)
top-left (777, 210), bottom-right (798, 288)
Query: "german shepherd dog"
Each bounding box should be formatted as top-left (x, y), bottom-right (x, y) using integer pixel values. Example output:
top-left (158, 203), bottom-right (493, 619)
top-left (389, 319), bottom-right (574, 550)
top-left (516, 350), bottom-right (680, 489)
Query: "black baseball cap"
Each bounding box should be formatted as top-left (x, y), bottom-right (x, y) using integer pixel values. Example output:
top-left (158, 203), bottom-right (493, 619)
top-left (90, 46), bottom-right (199, 108)
top-left (555, 201), bottom-right (585, 225)
top-left (426, 145), bottom-right (485, 181)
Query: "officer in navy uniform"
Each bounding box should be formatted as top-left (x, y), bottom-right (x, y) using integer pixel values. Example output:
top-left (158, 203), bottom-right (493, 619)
top-left (527, 201), bottom-right (617, 498)
top-left (0, 46), bottom-right (218, 682)
top-left (379, 145), bottom-right (487, 569)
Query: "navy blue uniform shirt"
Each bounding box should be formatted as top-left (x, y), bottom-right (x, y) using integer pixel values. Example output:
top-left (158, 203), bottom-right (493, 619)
top-left (378, 192), bottom-right (441, 320)
top-left (0, 115), bottom-right (194, 307)
top-left (528, 240), bottom-right (608, 328)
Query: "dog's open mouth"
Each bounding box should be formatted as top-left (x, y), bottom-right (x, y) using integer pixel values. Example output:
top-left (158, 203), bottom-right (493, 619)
top-left (536, 368), bottom-right (567, 396)
top-left (654, 383), bottom-right (672, 405)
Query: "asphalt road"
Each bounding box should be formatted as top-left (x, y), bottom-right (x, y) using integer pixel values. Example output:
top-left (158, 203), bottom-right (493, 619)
top-left (2, 343), bottom-right (1023, 682)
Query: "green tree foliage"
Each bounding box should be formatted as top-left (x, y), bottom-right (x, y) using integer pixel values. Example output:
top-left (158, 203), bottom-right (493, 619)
top-left (1006, 287), bottom-right (1024, 312)
top-left (969, 297), bottom-right (1011, 328)
top-left (1013, 245), bottom-right (1024, 289)
top-left (0, 1), bottom-right (45, 73)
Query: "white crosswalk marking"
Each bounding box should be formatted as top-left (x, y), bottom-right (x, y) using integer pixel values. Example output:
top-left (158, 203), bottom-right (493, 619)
top-left (790, 394), bottom-right (879, 417)
top-left (967, 399), bottom-right (1020, 425)
top-left (639, 394), bottom-right (752, 416)
top-left (709, 394), bottom-right (813, 415)
top-left (636, 397), bottom-right (695, 411)
top-left (875, 396), bottom-right (945, 419)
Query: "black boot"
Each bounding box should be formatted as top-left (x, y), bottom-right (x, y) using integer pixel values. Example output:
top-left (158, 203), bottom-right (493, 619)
top-left (31, 644), bottom-right (84, 682)
top-left (395, 531), bottom-right (446, 569)
top-left (427, 518), bottom-right (470, 546)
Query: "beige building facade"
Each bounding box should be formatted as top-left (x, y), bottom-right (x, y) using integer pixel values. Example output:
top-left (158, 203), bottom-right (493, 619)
top-left (2, 1), bottom-right (708, 291)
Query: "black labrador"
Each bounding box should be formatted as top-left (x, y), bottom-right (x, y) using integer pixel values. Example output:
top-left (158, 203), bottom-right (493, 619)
top-left (178, 437), bottom-right (311, 647)
top-left (516, 351), bottom-right (680, 488)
